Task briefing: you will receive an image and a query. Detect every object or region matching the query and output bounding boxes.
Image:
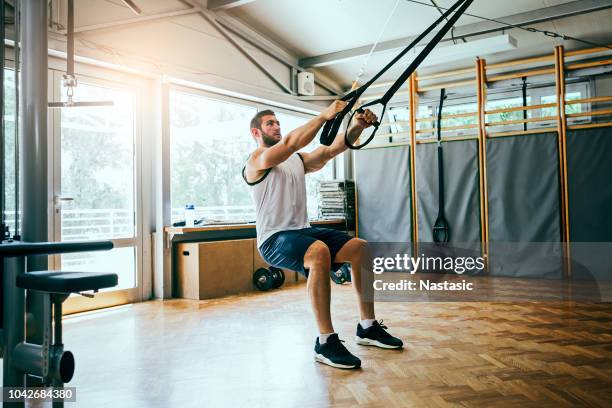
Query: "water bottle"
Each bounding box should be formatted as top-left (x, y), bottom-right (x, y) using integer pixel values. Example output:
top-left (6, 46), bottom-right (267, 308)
top-left (184, 204), bottom-right (196, 227)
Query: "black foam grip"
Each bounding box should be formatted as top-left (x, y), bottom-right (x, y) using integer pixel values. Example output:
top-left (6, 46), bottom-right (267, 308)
top-left (320, 118), bottom-right (336, 146)
top-left (320, 108), bottom-right (351, 146)
top-left (327, 116), bottom-right (344, 144)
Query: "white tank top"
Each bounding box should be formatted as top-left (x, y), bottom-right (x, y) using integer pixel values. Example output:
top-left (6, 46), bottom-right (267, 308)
top-left (243, 153), bottom-right (310, 247)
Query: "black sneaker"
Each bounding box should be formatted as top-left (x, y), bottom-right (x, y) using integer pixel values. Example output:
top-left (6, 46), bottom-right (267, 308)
top-left (356, 320), bottom-right (403, 349)
top-left (314, 334), bottom-right (361, 369)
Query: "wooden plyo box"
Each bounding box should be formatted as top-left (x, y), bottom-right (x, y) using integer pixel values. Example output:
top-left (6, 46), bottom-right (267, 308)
top-left (175, 239), bottom-right (298, 300)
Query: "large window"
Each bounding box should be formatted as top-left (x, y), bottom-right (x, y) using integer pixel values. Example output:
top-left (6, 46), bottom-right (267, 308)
top-left (57, 81), bottom-right (138, 291)
top-left (3, 63), bottom-right (146, 308)
top-left (59, 84), bottom-right (136, 241)
top-left (170, 91), bottom-right (256, 223)
top-left (377, 82), bottom-right (590, 147)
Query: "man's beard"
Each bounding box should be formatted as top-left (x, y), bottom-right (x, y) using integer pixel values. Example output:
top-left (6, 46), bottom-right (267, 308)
top-left (261, 131), bottom-right (280, 147)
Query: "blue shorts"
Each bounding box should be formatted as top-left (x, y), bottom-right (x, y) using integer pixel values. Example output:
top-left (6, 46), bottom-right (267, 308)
top-left (259, 227), bottom-right (353, 277)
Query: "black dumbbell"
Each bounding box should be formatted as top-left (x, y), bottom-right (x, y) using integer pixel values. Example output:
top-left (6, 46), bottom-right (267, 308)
top-left (254, 268), bottom-right (274, 291)
top-left (331, 264), bottom-right (352, 284)
top-left (269, 267), bottom-right (285, 289)
top-left (254, 267), bottom-right (286, 291)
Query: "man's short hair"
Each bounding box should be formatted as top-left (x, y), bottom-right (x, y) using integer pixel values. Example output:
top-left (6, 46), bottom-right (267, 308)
top-left (250, 109), bottom-right (276, 130)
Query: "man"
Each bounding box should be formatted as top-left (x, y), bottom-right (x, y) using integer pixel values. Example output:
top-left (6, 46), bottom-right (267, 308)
top-left (242, 101), bottom-right (403, 369)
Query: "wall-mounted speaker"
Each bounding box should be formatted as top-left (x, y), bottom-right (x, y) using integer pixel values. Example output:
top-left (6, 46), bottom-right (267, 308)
top-left (297, 71), bottom-right (315, 96)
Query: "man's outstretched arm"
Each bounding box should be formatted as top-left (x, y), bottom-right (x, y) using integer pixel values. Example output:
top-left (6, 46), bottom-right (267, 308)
top-left (299, 109), bottom-right (378, 173)
top-left (248, 100), bottom-right (348, 172)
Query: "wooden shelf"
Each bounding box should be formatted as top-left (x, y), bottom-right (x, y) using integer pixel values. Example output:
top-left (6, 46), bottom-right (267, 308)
top-left (165, 219), bottom-right (346, 234)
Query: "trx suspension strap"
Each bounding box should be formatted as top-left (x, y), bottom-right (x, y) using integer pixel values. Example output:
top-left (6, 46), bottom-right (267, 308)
top-left (319, 0), bottom-right (474, 149)
top-left (433, 88), bottom-right (450, 244)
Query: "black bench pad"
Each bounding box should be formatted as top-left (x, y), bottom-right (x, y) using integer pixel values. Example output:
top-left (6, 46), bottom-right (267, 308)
top-left (16, 271), bottom-right (118, 293)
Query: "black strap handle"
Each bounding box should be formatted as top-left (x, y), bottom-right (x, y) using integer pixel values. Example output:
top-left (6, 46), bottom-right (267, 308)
top-left (319, 93), bottom-right (357, 146)
top-left (319, 0), bottom-right (473, 149)
top-left (436, 88), bottom-right (447, 215)
top-left (433, 88), bottom-right (450, 244)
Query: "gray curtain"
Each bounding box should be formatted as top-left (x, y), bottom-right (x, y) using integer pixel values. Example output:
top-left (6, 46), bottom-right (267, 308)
top-left (354, 146), bottom-right (412, 244)
top-left (567, 128), bottom-right (612, 242)
top-left (567, 128), bottom-right (612, 283)
top-left (486, 133), bottom-right (562, 278)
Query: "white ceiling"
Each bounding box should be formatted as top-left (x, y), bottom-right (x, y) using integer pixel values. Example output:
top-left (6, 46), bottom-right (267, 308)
top-left (71, 0), bottom-right (612, 91)
top-left (226, 0), bottom-right (612, 88)
top-left (319, 8), bottom-right (612, 88)
top-left (227, 0), bottom-right (581, 56)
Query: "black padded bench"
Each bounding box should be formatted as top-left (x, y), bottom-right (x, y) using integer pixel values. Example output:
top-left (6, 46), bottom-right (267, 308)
top-left (16, 271), bottom-right (118, 294)
top-left (1, 240), bottom-right (117, 408)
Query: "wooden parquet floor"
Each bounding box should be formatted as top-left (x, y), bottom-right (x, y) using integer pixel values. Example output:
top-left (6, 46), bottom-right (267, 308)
top-left (23, 282), bottom-right (612, 407)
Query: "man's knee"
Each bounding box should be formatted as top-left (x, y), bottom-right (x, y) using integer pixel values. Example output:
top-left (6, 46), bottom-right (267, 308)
top-left (304, 240), bottom-right (331, 270)
top-left (343, 238), bottom-right (370, 259)
top-left (354, 238), bottom-right (369, 251)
